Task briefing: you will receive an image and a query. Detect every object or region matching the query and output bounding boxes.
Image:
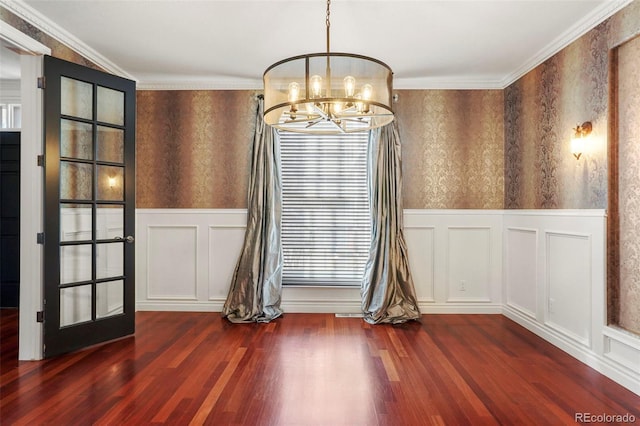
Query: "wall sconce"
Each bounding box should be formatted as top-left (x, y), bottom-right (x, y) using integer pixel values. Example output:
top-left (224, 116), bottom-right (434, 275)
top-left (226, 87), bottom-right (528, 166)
top-left (571, 121), bottom-right (592, 160)
top-left (108, 177), bottom-right (117, 188)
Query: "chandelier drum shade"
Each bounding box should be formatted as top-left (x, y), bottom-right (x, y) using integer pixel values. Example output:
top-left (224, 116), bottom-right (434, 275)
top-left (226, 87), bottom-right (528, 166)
top-left (263, 1), bottom-right (394, 134)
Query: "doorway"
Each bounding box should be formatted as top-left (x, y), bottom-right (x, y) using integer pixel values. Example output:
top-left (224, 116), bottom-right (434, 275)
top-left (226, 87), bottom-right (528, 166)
top-left (1, 131), bottom-right (20, 308)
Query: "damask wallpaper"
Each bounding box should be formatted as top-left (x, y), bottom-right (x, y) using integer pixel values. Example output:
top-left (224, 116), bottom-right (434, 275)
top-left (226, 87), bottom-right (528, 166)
top-left (504, 22), bottom-right (609, 209)
top-left (614, 34), bottom-right (640, 335)
top-left (136, 90), bottom-right (255, 208)
top-left (396, 90), bottom-right (504, 209)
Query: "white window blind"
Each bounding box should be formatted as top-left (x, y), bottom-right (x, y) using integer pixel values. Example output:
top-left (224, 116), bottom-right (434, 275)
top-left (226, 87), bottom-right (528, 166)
top-left (279, 123), bottom-right (371, 287)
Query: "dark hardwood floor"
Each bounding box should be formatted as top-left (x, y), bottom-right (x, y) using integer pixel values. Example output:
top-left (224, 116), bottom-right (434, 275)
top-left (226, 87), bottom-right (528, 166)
top-left (1, 309), bottom-right (639, 425)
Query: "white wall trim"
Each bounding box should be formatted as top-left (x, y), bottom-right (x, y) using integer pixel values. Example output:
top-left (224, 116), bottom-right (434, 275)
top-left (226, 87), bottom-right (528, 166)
top-left (1, 19), bottom-right (52, 361)
top-left (0, 16), bottom-right (50, 54)
top-left (500, 0), bottom-right (634, 88)
top-left (0, 0), bottom-right (135, 81)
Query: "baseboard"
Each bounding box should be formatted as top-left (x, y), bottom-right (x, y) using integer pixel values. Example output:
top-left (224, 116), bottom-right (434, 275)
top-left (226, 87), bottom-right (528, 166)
top-left (136, 300), bottom-right (225, 312)
top-left (503, 305), bottom-right (640, 396)
top-left (137, 299), bottom-right (502, 314)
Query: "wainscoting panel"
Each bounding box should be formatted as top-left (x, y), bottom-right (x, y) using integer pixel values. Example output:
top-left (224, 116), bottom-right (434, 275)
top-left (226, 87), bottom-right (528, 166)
top-left (505, 227), bottom-right (537, 319)
top-left (447, 227), bottom-right (491, 302)
top-left (208, 226), bottom-right (245, 301)
top-left (546, 231), bottom-right (592, 347)
top-left (603, 327), bottom-right (640, 378)
top-left (404, 210), bottom-right (503, 311)
top-left (404, 226), bottom-right (435, 303)
top-left (147, 226), bottom-right (198, 300)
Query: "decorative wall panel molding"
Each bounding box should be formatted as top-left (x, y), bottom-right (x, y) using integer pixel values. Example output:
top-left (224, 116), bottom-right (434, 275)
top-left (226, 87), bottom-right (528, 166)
top-left (505, 227), bottom-right (538, 319)
top-left (545, 231), bottom-right (592, 347)
top-left (603, 327), bottom-right (640, 377)
top-left (446, 227), bottom-right (492, 302)
top-left (146, 226), bottom-right (198, 300)
top-left (208, 226), bottom-right (245, 301)
top-left (404, 226), bottom-right (435, 303)
top-left (137, 209), bottom-right (504, 314)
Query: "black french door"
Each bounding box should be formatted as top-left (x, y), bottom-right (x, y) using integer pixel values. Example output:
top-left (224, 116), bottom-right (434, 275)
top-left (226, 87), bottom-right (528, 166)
top-left (43, 56), bottom-right (136, 357)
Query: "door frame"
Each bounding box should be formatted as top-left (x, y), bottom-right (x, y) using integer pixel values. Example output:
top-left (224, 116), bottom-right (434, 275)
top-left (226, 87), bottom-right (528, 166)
top-left (0, 24), bottom-right (51, 360)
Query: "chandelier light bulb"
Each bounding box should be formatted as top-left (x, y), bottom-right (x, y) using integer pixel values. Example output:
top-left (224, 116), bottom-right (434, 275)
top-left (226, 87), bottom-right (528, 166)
top-left (333, 102), bottom-right (343, 114)
top-left (343, 76), bottom-right (356, 97)
top-left (288, 82), bottom-right (300, 102)
top-left (306, 103), bottom-right (315, 115)
top-left (310, 75), bottom-right (323, 98)
top-left (361, 84), bottom-right (373, 101)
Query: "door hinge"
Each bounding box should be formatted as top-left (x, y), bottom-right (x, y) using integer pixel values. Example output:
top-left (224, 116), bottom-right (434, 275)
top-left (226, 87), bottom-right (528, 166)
top-left (37, 232), bottom-right (45, 244)
top-left (37, 155), bottom-right (44, 167)
top-left (37, 76), bottom-right (45, 89)
top-left (36, 311), bottom-right (44, 323)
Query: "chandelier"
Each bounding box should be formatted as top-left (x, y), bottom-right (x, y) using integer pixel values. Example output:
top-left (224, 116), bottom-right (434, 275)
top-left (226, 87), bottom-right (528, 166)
top-left (263, 0), bottom-right (394, 134)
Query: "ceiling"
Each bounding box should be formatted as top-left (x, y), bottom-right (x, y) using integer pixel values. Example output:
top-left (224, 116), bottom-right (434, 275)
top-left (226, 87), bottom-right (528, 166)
top-left (1, 0), bottom-right (633, 89)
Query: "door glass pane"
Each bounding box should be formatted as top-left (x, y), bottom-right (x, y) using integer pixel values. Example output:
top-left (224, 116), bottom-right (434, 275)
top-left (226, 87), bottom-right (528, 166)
top-left (60, 245), bottom-right (92, 284)
top-left (97, 126), bottom-right (124, 163)
top-left (60, 119), bottom-right (93, 160)
top-left (96, 242), bottom-right (123, 279)
top-left (61, 161), bottom-right (93, 200)
top-left (97, 165), bottom-right (123, 201)
top-left (97, 86), bottom-right (124, 125)
top-left (96, 205), bottom-right (123, 240)
top-left (60, 285), bottom-right (92, 327)
top-left (60, 204), bottom-right (92, 242)
top-left (96, 280), bottom-right (124, 319)
top-left (61, 77), bottom-right (93, 120)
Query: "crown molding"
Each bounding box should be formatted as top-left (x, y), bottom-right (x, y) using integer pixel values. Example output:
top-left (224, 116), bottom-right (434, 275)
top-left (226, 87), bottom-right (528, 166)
top-left (0, 15), bottom-right (50, 54)
top-left (137, 79), bottom-right (263, 91)
top-left (393, 76), bottom-right (504, 90)
top-left (0, 0), bottom-right (137, 81)
top-left (500, 0), bottom-right (634, 89)
top-left (137, 76), bottom-right (508, 91)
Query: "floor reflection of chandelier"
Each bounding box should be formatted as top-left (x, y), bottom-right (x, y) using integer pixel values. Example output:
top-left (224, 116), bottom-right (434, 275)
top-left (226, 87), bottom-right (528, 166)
top-left (263, 0), bottom-right (394, 134)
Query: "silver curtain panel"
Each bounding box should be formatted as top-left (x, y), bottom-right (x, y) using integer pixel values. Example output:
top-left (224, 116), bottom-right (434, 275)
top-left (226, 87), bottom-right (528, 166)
top-left (222, 97), bottom-right (283, 323)
top-left (362, 122), bottom-right (421, 324)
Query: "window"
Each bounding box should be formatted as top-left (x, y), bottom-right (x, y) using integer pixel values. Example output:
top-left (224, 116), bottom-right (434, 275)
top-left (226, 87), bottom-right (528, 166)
top-left (279, 123), bottom-right (371, 287)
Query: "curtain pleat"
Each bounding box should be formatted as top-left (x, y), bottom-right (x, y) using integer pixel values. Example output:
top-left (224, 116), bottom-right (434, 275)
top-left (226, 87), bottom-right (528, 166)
top-left (361, 122), bottom-right (421, 324)
top-left (222, 97), bottom-right (283, 323)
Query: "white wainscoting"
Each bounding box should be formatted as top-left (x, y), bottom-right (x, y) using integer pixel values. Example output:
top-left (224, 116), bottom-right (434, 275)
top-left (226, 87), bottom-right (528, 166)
top-left (404, 210), bottom-right (503, 312)
top-left (502, 209), bottom-right (640, 396)
top-left (136, 209), bottom-right (504, 313)
top-left (136, 208), bottom-right (640, 395)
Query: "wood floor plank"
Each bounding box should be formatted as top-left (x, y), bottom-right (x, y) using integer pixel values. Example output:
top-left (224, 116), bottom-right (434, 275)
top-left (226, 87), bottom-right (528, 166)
top-left (1, 310), bottom-right (639, 425)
